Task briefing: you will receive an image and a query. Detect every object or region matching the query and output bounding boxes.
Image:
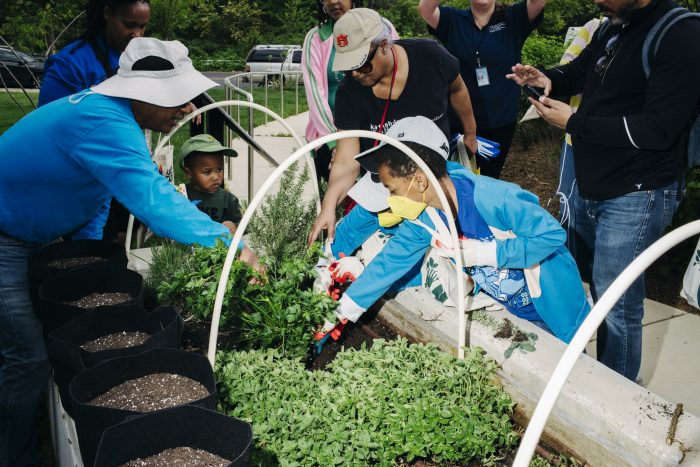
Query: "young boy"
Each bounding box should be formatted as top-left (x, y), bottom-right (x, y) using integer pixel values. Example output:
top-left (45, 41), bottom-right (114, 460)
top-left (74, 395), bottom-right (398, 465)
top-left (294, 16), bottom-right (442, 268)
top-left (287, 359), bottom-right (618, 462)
top-left (178, 134), bottom-right (261, 272)
top-left (179, 134), bottom-right (242, 234)
top-left (325, 116), bottom-right (589, 344)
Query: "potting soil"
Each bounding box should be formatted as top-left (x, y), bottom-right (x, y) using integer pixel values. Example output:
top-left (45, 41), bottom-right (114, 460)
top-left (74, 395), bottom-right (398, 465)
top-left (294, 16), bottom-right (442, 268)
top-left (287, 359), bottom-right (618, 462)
top-left (81, 331), bottom-right (151, 352)
top-left (65, 292), bottom-right (132, 308)
top-left (48, 256), bottom-right (106, 269)
top-left (88, 373), bottom-right (209, 412)
top-left (119, 447), bottom-right (229, 467)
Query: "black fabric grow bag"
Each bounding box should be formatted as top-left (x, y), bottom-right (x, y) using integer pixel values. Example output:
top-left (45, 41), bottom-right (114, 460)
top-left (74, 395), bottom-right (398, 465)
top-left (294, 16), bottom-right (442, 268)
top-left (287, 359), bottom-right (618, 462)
top-left (38, 268), bottom-right (143, 335)
top-left (28, 240), bottom-right (127, 308)
top-left (68, 348), bottom-right (217, 466)
top-left (94, 405), bottom-right (253, 467)
top-left (48, 305), bottom-right (183, 415)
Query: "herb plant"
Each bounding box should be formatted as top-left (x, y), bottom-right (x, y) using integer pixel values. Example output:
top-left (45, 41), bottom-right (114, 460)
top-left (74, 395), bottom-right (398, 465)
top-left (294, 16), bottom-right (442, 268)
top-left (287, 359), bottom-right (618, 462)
top-left (155, 239), bottom-right (256, 326)
top-left (216, 339), bottom-right (518, 465)
top-left (153, 240), bottom-right (336, 357)
top-left (237, 243), bottom-right (338, 358)
top-left (245, 160), bottom-right (317, 274)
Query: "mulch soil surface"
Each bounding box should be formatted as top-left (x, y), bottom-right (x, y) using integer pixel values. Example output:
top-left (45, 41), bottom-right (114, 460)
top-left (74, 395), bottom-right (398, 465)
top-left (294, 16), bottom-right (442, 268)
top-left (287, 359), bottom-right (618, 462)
top-left (47, 256), bottom-right (106, 270)
top-left (502, 143), bottom-right (697, 316)
top-left (120, 447), bottom-right (229, 467)
top-left (88, 373), bottom-right (209, 412)
top-left (80, 331), bottom-right (151, 352)
top-left (64, 292), bottom-right (132, 308)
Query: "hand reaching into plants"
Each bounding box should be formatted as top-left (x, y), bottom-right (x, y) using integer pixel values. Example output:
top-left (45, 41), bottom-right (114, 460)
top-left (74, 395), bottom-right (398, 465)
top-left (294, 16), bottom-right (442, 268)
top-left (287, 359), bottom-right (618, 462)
top-left (239, 246), bottom-right (265, 284)
top-left (329, 254), bottom-right (364, 284)
top-left (222, 221), bottom-right (237, 234)
top-left (308, 206), bottom-right (337, 246)
top-left (313, 313), bottom-right (348, 353)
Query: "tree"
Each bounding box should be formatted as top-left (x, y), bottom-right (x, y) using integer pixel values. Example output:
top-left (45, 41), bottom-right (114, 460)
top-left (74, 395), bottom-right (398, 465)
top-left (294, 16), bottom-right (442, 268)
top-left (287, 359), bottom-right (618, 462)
top-left (149, 0), bottom-right (195, 40)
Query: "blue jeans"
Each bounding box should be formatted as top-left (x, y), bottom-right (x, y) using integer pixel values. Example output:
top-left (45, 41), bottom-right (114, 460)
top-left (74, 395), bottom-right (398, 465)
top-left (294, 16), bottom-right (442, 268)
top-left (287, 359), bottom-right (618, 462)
top-left (0, 232), bottom-right (49, 467)
top-left (569, 183), bottom-right (679, 380)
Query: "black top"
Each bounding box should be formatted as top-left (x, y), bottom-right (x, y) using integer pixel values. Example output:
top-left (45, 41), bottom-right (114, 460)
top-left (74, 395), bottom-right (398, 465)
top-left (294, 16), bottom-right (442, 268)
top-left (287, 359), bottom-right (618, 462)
top-left (429, 1), bottom-right (542, 129)
top-left (186, 185), bottom-right (242, 224)
top-left (334, 39), bottom-right (460, 153)
top-left (546, 0), bottom-right (700, 200)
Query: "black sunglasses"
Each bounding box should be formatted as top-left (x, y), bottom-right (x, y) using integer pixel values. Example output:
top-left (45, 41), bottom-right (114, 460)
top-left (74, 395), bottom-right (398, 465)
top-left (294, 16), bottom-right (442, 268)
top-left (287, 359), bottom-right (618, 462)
top-left (594, 33), bottom-right (620, 76)
top-left (354, 46), bottom-right (379, 74)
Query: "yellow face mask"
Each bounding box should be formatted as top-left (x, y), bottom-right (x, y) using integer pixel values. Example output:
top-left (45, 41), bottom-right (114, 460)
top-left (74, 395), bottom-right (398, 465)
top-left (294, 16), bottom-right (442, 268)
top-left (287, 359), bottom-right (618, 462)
top-left (378, 210), bottom-right (403, 227)
top-left (386, 176), bottom-right (427, 221)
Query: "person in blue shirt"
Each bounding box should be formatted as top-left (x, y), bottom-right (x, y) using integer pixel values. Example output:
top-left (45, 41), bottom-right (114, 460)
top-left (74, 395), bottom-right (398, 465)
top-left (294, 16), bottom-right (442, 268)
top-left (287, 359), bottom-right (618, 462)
top-left (39, 0), bottom-right (152, 243)
top-left (39, 0), bottom-right (150, 106)
top-left (319, 116), bottom-right (589, 345)
top-left (0, 37), bottom-right (257, 467)
top-left (418, 0), bottom-right (546, 179)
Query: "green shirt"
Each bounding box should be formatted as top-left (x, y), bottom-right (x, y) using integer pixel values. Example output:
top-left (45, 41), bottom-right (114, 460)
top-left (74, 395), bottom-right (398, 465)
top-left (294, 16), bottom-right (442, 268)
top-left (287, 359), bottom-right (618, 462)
top-left (186, 184), bottom-right (242, 224)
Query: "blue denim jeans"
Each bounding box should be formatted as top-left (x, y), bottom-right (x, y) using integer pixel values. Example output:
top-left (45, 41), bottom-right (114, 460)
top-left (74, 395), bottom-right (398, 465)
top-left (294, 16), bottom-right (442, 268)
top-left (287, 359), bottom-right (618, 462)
top-left (569, 183), bottom-right (679, 381)
top-left (557, 142), bottom-right (576, 222)
top-left (0, 232), bottom-right (49, 467)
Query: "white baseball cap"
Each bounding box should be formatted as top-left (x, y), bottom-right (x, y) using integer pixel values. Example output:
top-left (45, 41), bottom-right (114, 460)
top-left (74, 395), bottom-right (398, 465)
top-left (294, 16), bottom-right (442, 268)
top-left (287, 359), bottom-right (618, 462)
top-left (332, 8), bottom-right (385, 72)
top-left (91, 37), bottom-right (217, 107)
top-left (348, 116), bottom-right (450, 212)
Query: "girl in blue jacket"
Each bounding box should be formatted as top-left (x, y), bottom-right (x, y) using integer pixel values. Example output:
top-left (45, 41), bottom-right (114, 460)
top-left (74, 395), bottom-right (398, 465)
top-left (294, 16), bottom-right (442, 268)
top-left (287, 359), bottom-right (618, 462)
top-left (329, 116), bottom-right (589, 343)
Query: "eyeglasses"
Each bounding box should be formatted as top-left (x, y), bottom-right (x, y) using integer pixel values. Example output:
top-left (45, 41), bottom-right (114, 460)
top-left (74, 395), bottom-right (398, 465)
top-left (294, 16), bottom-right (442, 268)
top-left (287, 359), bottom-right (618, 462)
top-left (594, 33), bottom-right (620, 76)
top-left (354, 46), bottom-right (379, 74)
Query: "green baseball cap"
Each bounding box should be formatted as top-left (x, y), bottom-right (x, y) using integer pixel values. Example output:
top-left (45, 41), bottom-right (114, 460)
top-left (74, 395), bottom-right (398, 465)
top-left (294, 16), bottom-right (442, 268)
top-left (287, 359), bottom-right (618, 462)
top-left (179, 133), bottom-right (238, 168)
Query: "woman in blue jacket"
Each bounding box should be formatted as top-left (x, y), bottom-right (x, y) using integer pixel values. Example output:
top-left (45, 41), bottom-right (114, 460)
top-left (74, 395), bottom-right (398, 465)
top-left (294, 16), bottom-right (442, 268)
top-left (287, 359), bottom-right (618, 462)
top-left (325, 116), bottom-right (589, 344)
top-left (39, 0), bottom-right (150, 106)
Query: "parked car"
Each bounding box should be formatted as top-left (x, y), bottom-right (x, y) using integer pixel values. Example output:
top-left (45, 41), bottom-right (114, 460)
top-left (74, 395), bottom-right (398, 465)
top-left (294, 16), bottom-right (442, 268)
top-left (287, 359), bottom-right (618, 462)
top-left (0, 46), bottom-right (43, 88)
top-left (242, 44), bottom-right (302, 85)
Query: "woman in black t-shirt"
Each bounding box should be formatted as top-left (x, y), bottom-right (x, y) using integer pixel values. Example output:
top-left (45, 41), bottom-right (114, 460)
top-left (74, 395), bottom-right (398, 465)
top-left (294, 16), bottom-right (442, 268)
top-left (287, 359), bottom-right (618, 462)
top-left (308, 9), bottom-right (477, 243)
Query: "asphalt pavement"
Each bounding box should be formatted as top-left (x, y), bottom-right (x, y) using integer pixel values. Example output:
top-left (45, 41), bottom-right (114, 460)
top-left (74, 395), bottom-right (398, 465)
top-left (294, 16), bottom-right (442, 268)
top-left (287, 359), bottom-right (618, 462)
top-left (203, 71), bottom-right (240, 86)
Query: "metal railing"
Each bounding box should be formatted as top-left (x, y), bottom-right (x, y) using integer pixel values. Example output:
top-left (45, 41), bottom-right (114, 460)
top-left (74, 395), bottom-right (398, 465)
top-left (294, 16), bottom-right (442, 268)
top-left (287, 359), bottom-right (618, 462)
top-left (223, 71), bottom-right (306, 201)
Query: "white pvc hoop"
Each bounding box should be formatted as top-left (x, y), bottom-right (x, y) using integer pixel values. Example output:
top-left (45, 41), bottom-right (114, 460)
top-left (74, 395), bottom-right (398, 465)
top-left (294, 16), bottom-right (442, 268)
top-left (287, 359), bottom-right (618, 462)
top-left (124, 100), bottom-right (319, 253)
top-left (513, 219), bottom-right (700, 466)
top-left (207, 130), bottom-right (468, 365)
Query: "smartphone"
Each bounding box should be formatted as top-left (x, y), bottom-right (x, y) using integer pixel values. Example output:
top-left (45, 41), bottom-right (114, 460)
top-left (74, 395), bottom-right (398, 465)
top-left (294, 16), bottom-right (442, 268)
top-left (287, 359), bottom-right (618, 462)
top-left (523, 84), bottom-right (543, 100)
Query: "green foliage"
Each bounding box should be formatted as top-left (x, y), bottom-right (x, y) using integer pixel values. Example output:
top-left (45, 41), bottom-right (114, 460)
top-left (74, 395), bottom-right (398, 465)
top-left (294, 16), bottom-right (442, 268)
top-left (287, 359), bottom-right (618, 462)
top-left (536, 0), bottom-right (600, 37)
top-left (529, 453), bottom-right (582, 467)
top-left (246, 160), bottom-right (317, 274)
top-left (155, 239), bottom-right (257, 325)
top-left (374, 0), bottom-right (430, 38)
top-left (0, 0), bottom-right (83, 54)
top-left (216, 338), bottom-right (518, 465)
top-left (237, 243), bottom-right (338, 359)
top-left (152, 240), bottom-right (335, 358)
top-left (145, 240), bottom-right (191, 291)
top-left (190, 49), bottom-right (245, 72)
top-left (148, 0), bottom-right (195, 41)
top-left (522, 33), bottom-right (566, 70)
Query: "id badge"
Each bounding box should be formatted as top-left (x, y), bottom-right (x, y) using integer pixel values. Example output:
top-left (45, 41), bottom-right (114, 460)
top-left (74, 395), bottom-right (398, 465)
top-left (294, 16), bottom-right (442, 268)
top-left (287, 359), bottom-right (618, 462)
top-left (475, 67), bottom-right (490, 87)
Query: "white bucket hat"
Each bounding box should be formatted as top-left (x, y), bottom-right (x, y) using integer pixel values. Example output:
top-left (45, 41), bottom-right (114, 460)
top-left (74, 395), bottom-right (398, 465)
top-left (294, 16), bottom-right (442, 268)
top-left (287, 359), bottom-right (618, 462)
top-left (349, 116), bottom-right (450, 212)
top-left (91, 37), bottom-right (217, 107)
top-left (332, 8), bottom-right (385, 72)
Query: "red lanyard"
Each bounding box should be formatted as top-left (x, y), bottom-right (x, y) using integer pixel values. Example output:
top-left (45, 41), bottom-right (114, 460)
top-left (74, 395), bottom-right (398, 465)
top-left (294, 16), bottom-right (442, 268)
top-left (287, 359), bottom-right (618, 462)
top-left (374, 46), bottom-right (397, 147)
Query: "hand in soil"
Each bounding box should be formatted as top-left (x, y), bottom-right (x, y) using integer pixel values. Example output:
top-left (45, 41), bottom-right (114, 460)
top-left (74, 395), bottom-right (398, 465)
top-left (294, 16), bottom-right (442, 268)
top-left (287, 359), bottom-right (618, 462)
top-left (88, 373), bottom-right (209, 412)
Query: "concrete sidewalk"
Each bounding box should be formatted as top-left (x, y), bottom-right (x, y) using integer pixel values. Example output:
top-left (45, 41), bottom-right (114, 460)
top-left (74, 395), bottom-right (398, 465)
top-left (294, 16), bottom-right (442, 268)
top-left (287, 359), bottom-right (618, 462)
top-left (586, 298), bottom-right (699, 418)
